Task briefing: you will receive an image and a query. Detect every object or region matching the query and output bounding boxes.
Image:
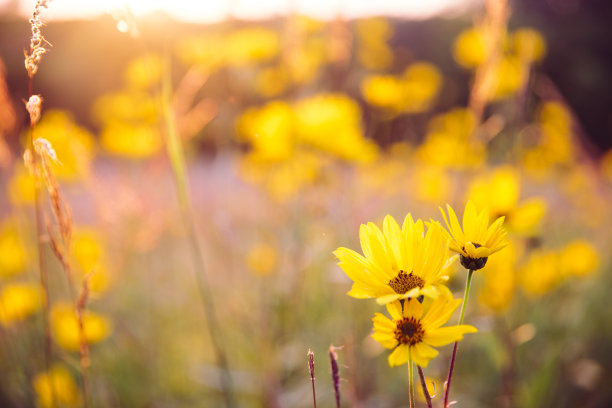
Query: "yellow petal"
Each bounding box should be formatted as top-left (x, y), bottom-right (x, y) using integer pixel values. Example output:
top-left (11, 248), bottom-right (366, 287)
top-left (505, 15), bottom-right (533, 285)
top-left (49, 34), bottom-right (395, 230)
top-left (388, 345), bottom-right (410, 367)
top-left (411, 342), bottom-right (439, 368)
top-left (423, 325), bottom-right (477, 347)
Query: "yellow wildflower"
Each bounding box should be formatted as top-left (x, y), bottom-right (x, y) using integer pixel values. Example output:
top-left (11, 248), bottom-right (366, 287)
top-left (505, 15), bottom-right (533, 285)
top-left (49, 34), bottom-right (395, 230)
top-left (0, 221), bottom-right (28, 277)
top-left (440, 201), bottom-right (508, 271)
top-left (453, 26), bottom-right (489, 69)
top-left (33, 365), bottom-right (81, 408)
top-left (24, 110), bottom-right (96, 180)
top-left (372, 297), bottom-right (477, 367)
top-left (225, 27), bottom-right (279, 66)
top-left (478, 241), bottom-right (517, 313)
top-left (334, 215), bottom-right (451, 305)
top-left (124, 53), bottom-right (162, 89)
top-left (512, 27), bottom-right (546, 63)
top-left (246, 242), bottom-right (278, 277)
top-left (72, 229), bottom-right (111, 294)
top-left (51, 303), bottom-right (111, 351)
top-left (0, 283), bottom-right (41, 326)
top-left (519, 250), bottom-right (560, 296)
top-left (7, 165), bottom-right (37, 205)
top-left (560, 240), bottom-right (599, 277)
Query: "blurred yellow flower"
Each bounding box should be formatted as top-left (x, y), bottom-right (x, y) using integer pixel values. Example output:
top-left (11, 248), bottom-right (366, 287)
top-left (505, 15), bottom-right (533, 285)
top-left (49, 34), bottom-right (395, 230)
top-left (489, 55), bottom-right (524, 100)
top-left (355, 17), bottom-right (393, 70)
top-left (466, 167), bottom-right (547, 236)
top-left (33, 365), bottom-right (81, 408)
top-left (361, 62), bottom-right (442, 114)
top-left (25, 110), bottom-right (96, 180)
top-left (255, 66), bottom-right (289, 97)
top-left (293, 94), bottom-right (377, 162)
top-left (523, 101), bottom-right (574, 173)
top-left (512, 27), bottom-right (546, 63)
top-left (468, 166), bottom-right (520, 216)
top-left (238, 149), bottom-right (325, 201)
top-left (225, 27), bottom-right (279, 66)
top-left (100, 121), bottom-right (163, 159)
top-left (453, 26), bottom-right (489, 69)
top-left (0, 283), bottom-right (41, 326)
top-left (414, 166), bottom-right (451, 203)
top-left (51, 303), bottom-right (111, 351)
top-left (0, 221), bottom-right (28, 277)
top-left (372, 297), bottom-right (477, 367)
top-left (237, 101), bottom-right (294, 162)
top-left (560, 240), bottom-right (599, 277)
top-left (125, 54), bottom-right (162, 89)
top-left (335, 215), bottom-right (451, 304)
top-left (507, 198), bottom-right (547, 236)
top-left (440, 201), bottom-right (508, 271)
top-left (478, 241), bottom-right (517, 312)
top-left (417, 108), bottom-right (486, 169)
top-left (361, 74), bottom-right (404, 111)
top-left (72, 229), bottom-right (111, 294)
top-left (7, 165), bottom-right (37, 205)
top-left (246, 242), bottom-right (278, 276)
top-left (176, 33), bottom-right (226, 73)
top-left (519, 250), bottom-right (560, 296)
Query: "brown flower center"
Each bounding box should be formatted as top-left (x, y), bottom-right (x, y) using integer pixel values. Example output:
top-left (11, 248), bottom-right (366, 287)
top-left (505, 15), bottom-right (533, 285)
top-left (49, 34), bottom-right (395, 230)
top-left (460, 243), bottom-right (488, 270)
top-left (388, 270), bottom-right (425, 294)
top-left (394, 317), bottom-right (425, 346)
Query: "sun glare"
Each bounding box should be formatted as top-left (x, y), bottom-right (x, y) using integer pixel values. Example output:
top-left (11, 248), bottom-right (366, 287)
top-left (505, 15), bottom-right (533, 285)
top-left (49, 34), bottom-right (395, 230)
top-left (10, 0), bottom-right (477, 22)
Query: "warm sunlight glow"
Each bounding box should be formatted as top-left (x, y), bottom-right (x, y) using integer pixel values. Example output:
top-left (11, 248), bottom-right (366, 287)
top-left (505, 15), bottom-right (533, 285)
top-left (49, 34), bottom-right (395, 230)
top-left (7, 0), bottom-right (478, 22)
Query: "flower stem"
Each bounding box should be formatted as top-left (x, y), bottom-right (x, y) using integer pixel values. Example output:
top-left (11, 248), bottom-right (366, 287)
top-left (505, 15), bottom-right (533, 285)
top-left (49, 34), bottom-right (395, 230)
top-left (161, 48), bottom-right (235, 408)
top-left (408, 355), bottom-right (415, 408)
top-left (418, 365), bottom-right (433, 408)
top-left (443, 269), bottom-right (474, 407)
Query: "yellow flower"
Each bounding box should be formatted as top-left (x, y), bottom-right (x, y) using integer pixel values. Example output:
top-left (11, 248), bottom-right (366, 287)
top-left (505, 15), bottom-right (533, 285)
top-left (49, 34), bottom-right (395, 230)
top-left (372, 297), bottom-right (477, 367)
top-left (478, 241), bottom-right (517, 313)
top-left (334, 215), bottom-right (451, 305)
top-left (225, 27), bottom-right (279, 66)
top-left (453, 26), bottom-right (489, 69)
top-left (560, 240), bottom-right (599, 277)
top-left (124, 54), bottom-right (162, 89)
top-left (440, 201), bottom-right (507, 270)
top-left (512, 27), bottom-right (546, 63)
top-left (0, 221), bottom-right (28, 277)
top-left (33, 365), bottom-right (81, 408)
top-left (519, 250), bottom-right (560, 296)
top-left (0, 283), bottom-right (41, 326)
top-left (246, 242), bottom-right (278, 277)
top-left (51, 303), bottom-right (111, 351)
top-left (24, 110), bottom-right (96, 180)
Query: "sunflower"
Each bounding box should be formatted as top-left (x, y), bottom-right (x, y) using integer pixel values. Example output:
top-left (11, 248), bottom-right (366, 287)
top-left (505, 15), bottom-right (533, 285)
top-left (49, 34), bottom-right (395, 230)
top-left (334, 214), bottom-right (452, 305)
top-left (440, 201), bottom-right (507, 271)
top-left (372, 297), bottom-right (477, 367)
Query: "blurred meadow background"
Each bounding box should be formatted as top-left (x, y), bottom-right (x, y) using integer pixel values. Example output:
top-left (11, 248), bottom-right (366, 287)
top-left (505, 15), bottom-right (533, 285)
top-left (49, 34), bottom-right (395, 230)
top-left (1, 0), bottom-right (612, 407)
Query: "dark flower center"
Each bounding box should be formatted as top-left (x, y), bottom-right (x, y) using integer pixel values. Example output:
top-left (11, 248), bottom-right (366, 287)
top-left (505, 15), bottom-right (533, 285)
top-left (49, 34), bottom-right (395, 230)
top-left (394, 317), bottom-right (425, 346)
top-left (389, 270), bottom-right (425, 294)
top-left (460, 242), bottom-right (488, 270)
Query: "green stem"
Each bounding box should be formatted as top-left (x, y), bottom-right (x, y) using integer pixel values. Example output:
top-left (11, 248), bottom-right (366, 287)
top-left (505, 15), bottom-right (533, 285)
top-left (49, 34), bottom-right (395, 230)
top-left (408, 355), bottom-right (415, 408)
top-left (443, 269), bottom-right (474, 407)
top-left (458, 269), bottom-right (474, 325)
top-left (161, 48), bottom-right (235, 408)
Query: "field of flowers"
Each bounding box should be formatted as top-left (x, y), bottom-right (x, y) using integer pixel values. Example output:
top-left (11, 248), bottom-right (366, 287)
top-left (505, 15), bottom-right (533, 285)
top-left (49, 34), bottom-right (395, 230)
top-left (1, 1), bottom-right (611, 407)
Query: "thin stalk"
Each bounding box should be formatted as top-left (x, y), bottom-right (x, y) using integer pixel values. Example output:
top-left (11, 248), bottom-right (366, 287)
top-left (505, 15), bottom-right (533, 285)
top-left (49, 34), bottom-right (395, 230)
top-left (443, 269), bottom-right (474, 408)
top-left (28, 77), bottom-right (55, 408)
top-left (161, 49), bottom-right (235, 408)
top-left (418, 365), bottom-right (433, 408)
top-left (408, 356), bottom-right (415, 408)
